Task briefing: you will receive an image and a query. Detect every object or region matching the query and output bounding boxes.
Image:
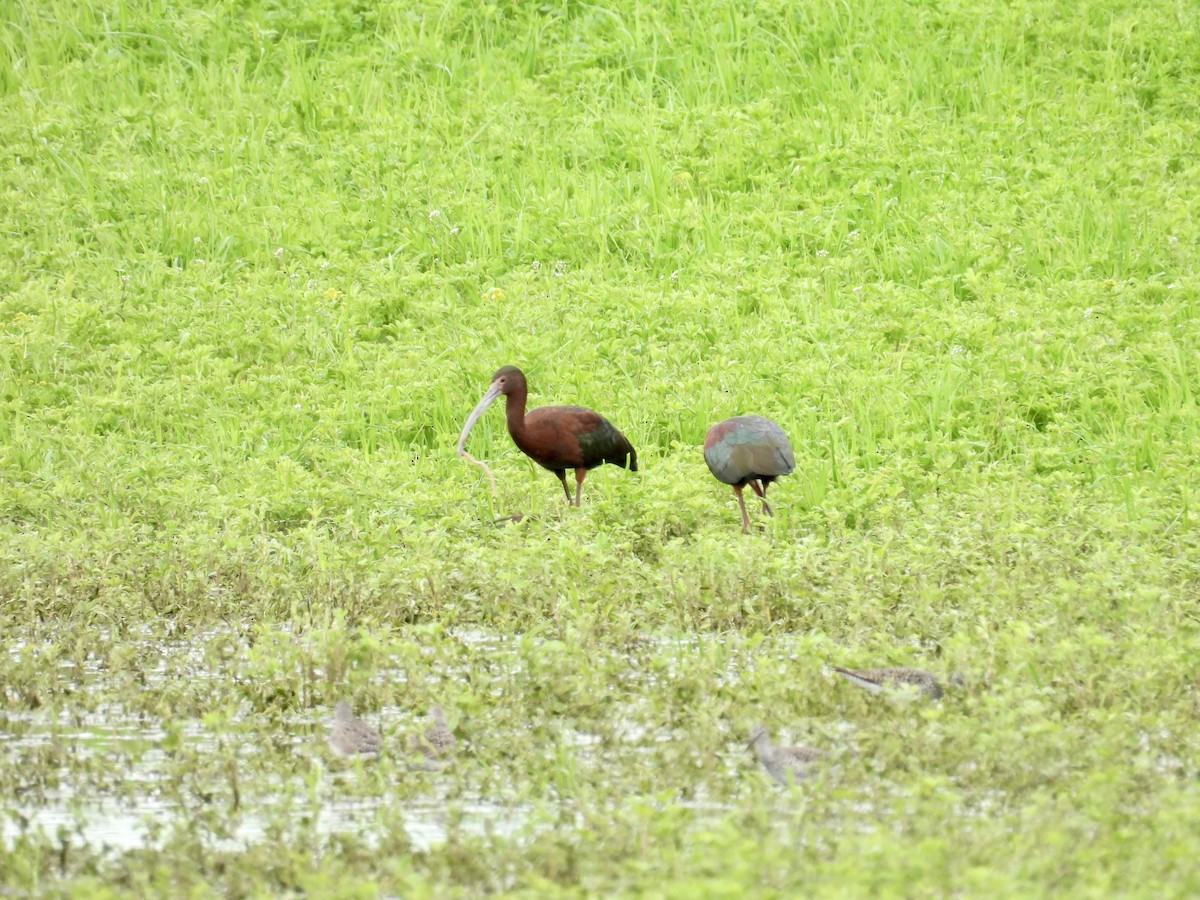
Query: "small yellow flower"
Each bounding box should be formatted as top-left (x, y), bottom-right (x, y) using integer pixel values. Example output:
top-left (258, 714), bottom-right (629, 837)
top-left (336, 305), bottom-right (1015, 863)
top-left (485, 287), bottom-right (506, 301)
top-left (673, 171), bottom-right (694, 187)
top-left (323, 288), bottom-right (343, 300)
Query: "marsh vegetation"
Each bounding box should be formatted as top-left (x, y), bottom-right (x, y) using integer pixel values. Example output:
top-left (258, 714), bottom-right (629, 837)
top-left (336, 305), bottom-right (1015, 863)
top-left (1, 0), bottom-right (1198, 893)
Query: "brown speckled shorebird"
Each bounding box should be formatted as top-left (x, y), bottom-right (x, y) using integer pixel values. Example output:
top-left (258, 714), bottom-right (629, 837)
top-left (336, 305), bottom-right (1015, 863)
top-left (407, 706), bottom-right (456, 771)
top-left (831, 666), bottom-right (962, 700)
top-left (328, 700), bottom-right (382, 757)
top-left (748, 723), bottom-right (824, 786)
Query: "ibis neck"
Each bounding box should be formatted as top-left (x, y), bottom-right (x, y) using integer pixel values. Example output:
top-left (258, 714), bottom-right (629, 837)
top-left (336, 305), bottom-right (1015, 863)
top-left (503, 385), bottom-right (528, 437)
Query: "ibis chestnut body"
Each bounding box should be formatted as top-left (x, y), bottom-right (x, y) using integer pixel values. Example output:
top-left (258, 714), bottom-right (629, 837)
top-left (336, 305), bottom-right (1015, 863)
top-left (459, 366), bottom-right (637, 506)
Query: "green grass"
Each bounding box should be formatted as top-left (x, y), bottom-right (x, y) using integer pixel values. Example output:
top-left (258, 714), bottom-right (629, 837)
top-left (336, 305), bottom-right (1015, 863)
top-left (1, 0), bottom-right (1199, 894)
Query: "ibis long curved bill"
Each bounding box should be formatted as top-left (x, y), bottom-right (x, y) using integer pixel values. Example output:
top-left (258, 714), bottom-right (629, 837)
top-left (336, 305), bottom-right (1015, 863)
top-left (457, 379), bottom-right (504, 456)
top-left (457, 378), bottom-right (503, 495)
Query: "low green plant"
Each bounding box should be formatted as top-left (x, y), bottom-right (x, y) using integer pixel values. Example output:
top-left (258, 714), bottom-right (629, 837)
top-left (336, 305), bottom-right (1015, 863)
top-left (1, 0), bottom-right (1198, 893)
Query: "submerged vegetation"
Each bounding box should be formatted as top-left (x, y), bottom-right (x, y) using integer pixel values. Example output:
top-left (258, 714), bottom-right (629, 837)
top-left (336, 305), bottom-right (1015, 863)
top-left (1, 0), bottom-right (1198, 893)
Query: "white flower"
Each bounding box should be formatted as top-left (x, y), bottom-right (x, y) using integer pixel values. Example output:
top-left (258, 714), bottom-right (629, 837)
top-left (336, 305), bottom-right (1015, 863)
top-left (429, 209), bottom-right (442, 220)
top-left (816, 249), bottom-right (829, 257)
top-left (274, 247), bottom-right (284, 259)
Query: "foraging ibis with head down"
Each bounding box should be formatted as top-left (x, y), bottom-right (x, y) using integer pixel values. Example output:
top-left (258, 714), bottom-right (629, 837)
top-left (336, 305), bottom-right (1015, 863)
top-left (458, 366), bottom-right (638, 506)
top-left (703, 415), bottom-right (794, 533)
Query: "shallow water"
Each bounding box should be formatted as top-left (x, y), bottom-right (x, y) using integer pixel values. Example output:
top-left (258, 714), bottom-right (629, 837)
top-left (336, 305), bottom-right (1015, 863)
top-left (0, 713), bottom-right (530, 854)
top-left (0, 629), bottom-right (546, 856)
top-left (2, 791), bottom-right (527, 855)
top-left (0, 626), bottom-right (883, 858)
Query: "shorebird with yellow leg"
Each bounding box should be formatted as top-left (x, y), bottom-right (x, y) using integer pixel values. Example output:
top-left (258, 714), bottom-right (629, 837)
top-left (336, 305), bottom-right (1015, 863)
top-left (831, 666), bottom-right (964, 701)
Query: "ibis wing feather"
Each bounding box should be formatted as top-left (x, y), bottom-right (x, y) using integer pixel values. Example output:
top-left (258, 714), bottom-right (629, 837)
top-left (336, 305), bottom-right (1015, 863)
top-left (521, 406), bottom-right (637, 472)
top-left (575, 413), bottom-right (637, 470)
top-left (704, 415), bottom-right (794, 485)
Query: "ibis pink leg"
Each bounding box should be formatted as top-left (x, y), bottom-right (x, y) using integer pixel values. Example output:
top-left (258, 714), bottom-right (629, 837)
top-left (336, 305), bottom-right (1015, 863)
top-left (733, 484), bottom-right (751, 534)
top-left (749, 479), bottom-right (773, 516)
top-left (573, 469), bottom-right (586, 507)
top-left (555, 470), bottom-right (572, 503)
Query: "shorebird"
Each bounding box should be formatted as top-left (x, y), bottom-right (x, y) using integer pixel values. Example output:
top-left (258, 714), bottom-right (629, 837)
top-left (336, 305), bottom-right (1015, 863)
top-left (831, 666), bottom-right (962, 700)
top-left (407, 706), bottom-right (456, 771)
top-left (748, 723), bottom-right (824, 786)
top-left (328, 700), bottom-right (382, 757)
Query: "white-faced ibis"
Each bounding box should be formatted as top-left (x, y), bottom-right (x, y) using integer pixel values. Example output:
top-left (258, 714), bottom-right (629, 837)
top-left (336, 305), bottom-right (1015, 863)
top-left (747, 724), bottom-right (824, 786)
top-left (831, 666), bottom-right (964, 700)
top-left (458, 365), bottom-right (638, 506)
top-left (328, 700), bottom-right (382, 757)
top-left (703, 415), bottom-right (795, 533)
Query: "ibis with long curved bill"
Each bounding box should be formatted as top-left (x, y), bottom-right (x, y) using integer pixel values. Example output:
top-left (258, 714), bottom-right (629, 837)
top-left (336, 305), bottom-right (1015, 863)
top-left (458, 365), bottom-right (638, 506)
